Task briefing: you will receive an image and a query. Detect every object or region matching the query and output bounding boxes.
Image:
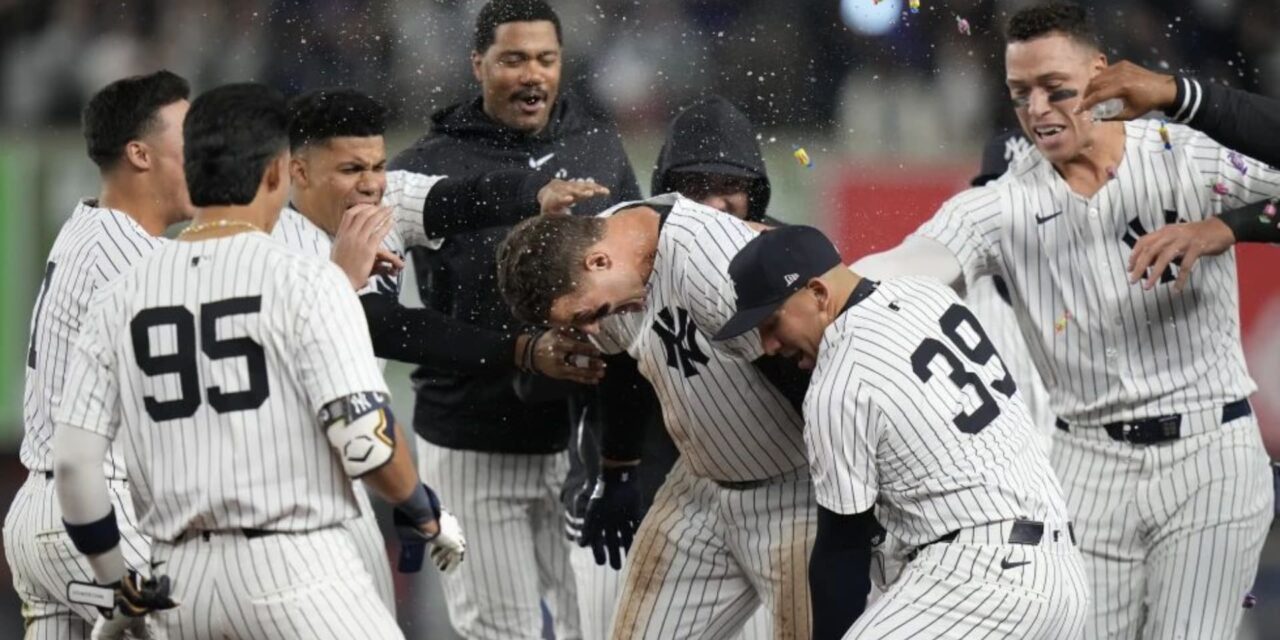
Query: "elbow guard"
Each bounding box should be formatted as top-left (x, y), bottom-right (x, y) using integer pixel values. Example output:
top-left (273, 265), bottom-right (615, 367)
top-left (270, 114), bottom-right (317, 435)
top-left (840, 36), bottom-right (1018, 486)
top-left (320, 392), bottom-right (397, 478)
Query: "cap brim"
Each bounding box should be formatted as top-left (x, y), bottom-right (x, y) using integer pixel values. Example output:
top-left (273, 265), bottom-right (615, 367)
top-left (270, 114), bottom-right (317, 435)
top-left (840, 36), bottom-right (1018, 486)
top-left (712, 300), bottom-right (785, 341)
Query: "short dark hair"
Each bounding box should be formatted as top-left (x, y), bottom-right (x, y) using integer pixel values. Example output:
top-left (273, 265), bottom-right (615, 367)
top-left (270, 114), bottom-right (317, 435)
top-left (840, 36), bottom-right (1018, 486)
top-left (183, 83), bottom-right (289, 207)
top-left (474, 0), bottom-right (562, 53)
top-left (82, 70), bottom-right (190, 170)
top-left (288, 88), bottom-right (388, 152)
top-left (1006, 2), bottom-right (1100, 50)
top-left (497, 215), bottom-right (606, 323)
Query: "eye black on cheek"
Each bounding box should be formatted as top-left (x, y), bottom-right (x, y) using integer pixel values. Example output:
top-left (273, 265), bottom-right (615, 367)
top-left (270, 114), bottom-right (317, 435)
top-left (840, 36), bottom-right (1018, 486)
top-left (1048, 88), bottom-right (1079, 102)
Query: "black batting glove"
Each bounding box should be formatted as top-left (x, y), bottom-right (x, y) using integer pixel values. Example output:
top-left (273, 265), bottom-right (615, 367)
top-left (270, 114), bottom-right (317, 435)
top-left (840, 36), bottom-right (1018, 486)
top-left (579, 466), bottom-right (642, 570)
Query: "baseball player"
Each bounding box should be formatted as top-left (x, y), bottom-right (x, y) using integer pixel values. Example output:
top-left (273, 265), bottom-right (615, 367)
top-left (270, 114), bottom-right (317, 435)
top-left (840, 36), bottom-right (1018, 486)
top-left (851, 3), bottom-right (1277, 637)
top-left (51, 83), bottom-right (464, 640)
top-left (713, 225), bottom-right (1089, 639)
top-left (273, 87), bottom-right (609, 612)
top-left (2, 70), bottom-right (192, 639)
top-left (497, 193), bottom-right (815, 639)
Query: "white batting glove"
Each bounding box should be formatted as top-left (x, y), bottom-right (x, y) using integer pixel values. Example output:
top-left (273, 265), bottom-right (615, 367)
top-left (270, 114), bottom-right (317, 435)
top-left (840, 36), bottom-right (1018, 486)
top-left (429, 510), bottom-right (467, 573)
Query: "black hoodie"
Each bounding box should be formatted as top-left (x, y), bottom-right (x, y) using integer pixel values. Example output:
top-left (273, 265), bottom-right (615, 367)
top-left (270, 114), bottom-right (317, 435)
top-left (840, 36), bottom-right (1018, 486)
top-left (651, 95), bottom-right (772, 221)
top-left (388, 93), bottom-right (641, 454)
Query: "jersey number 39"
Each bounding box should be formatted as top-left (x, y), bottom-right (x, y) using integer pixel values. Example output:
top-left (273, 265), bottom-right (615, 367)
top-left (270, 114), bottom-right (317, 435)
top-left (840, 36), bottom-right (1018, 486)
top-left (130, 296), bottom-right (271, 422)
top-left (910, 304), bottom-right (1016, 434)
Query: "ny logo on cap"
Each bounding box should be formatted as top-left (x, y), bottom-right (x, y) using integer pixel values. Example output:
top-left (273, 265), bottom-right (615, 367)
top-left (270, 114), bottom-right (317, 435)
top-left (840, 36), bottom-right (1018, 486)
top-left (783, 273), bottom-right (799, 286)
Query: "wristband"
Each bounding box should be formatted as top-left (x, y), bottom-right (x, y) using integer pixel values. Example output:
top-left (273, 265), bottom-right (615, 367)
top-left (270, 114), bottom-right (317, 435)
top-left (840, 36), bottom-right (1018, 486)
top-left (395, 483), bottom-right (442, 525)
top-left (1218, 198), bottom-right (1280, 244)
top-left (64, 509), bottom-right (121, 556)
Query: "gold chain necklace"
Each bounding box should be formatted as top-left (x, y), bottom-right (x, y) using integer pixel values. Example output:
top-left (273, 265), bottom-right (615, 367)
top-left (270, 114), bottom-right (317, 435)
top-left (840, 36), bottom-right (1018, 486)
top-left (178, 219), bottom-right (264, 238)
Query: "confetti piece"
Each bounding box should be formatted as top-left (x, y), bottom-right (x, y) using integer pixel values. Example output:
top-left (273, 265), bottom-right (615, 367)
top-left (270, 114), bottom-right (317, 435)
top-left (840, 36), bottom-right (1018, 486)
top-left (908, 0), bottom-right (920, 13)
top-left (1243, 593), bottom-right (1257, 609)
top-left (956, 16), bottom-right (971, 36)
top-left (1228, 151), bottom-right (1248, 175)
top-left (1211, 180), bottom-right (1228, 196)
top-left (1054, 312), bottom-right (1072, 334)
top-left (1158, 121), bottom-right (1171, 150)
top-left (1264, 200), bottom-right (1277, 217)
top-left (1106, 166), bottom-right (1116, 180)
top-left (793, 147), bottom-right (812, 168)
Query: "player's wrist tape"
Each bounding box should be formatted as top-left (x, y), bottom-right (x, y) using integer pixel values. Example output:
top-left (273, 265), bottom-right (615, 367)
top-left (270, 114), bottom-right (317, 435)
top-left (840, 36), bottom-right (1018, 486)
top-left (1217, 198), bottom-right (1280, 243)
top-left (320, 392), bottom-right (396, 477)
top-left (395, 483), bottom-right (442, 526)
top-left (63, 508), bottom-right (120, 556)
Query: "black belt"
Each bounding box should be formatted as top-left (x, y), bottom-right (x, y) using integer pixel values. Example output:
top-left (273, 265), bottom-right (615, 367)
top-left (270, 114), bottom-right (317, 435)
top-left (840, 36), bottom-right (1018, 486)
top-left (713, 478), bottom-right (775, 491)
top-left (178, 528), bottom-right (278, 542)
top-left (41, 470), bottom-right (126, 482)
top-left (1055, 399), bottom-right (1251, 445)
top-left (906, 519), bottom-right (1064, 562)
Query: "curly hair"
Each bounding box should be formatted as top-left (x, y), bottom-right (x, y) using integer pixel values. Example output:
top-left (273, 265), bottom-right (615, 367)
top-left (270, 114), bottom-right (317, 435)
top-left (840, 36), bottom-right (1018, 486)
top-left (1006, 2), bottom-right (1100, 50)
top-left (496, 214), bottom-right (606, 324)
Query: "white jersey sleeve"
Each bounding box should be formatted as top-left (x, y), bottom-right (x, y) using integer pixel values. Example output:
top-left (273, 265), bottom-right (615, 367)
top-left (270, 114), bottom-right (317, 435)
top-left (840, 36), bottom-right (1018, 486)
top-left (291, 263), bottom-right (389, 414)
top-left (53, 289), bottom-right (123, 440)
top-left (593, 311), bottom-right (644, 355)
top-left (912, 186), bottom-right (1008, 285)
top-left (679, 210), bottom-right (764, 361)
top-left (1183, 129), bottom-right (1280, 204)
top-left (806, 369), bottom-right (881, 515)
top-left (385, 170), bottom-right (448, 250)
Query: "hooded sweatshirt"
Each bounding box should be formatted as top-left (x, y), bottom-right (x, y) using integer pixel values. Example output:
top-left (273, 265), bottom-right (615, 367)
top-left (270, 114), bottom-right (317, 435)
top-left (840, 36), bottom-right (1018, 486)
top-left (389, 92), bottom-right (641, 454)
top-left (650, 95), bottom-right (772, 222)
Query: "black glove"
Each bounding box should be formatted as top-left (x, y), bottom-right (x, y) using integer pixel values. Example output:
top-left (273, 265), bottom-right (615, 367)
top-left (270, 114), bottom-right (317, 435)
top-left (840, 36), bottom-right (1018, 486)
top-left (579, 466), bottom-right (642, 570)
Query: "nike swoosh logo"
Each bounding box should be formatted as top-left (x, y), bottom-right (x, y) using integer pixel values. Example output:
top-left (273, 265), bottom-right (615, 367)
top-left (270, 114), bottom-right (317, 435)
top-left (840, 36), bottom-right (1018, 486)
top-left (529, 152), bottom-right (555, 169)
top-left (1035, 211), bottom-right (1064, 225)
top-left (1000, 558), bottom-right (1031, 570)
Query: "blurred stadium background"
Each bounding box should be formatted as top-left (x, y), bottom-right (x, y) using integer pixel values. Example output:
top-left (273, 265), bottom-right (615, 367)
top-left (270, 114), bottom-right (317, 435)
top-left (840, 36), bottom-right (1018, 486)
top-left (1, 0), bottom-right (1278, 637)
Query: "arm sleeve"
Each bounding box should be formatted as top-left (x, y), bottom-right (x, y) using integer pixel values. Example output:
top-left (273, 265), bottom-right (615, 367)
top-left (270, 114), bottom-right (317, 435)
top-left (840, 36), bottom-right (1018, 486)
top-left (597, 353), bottom-right (658, 461)
top-left (1166, 77), bottom-right (1280, 168)
top-left (849, 235), bottom-right (965, 291)
top-left (1216, 198), bottom-right (1280, 244)
top-left (52, 426), bottom-right (127, 584)
top-left (681, 213), bottom-right (765, 360)
top-left (809, 371), bottom-right (880, 515)
top-left (359, 291), bottom-right (517, 372)
top-left (908, 187), bottom-right (1007, 288)
top-left (292, 264), bottom-right (390, 414)
top-left (810, 506), bottom-right (876, 640)
top-left (396, 169), bottom-right (549, 242)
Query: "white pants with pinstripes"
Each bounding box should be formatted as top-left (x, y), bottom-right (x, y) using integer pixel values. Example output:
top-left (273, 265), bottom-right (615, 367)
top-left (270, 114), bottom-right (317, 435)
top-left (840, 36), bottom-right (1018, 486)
top-left (570, 544), bottom-right (773, 640)
top-left (610, 459), bottom-right (814, 640)
top-left (151, 526), bottom-right (401, 639)
top-left (1050, 411), bottom-right (1273, 640)
top-left (347, 480), bottom-right (395, 614)
top-left (846, 521), bottom-right (1089, 639)
top-left (3, 472), bottom-right (150, 639)
top-left (418, 437), bottom-right (580, 640)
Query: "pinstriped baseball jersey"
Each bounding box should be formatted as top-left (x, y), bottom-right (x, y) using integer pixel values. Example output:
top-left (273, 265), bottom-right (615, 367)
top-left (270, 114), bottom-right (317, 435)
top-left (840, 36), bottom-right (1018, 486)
top-left (21, 200), bottom-right (166, 479)
top-left (592, 195), bottom-right (807, 482)
top-left (915, 119), bottom-right (1279, 426)
top-left (271, 170), bottom-right (445, 298)
top-left (807, 276), bottom-right (1069, 546)
top-left (54, 232), bottom-right (388, 541)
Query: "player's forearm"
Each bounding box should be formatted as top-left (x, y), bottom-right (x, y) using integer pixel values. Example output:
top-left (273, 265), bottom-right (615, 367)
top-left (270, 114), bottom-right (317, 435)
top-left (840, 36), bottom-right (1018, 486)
top-left (422, 169), bottom-right (549, 237)
top-left (361, 292), bottom-right (518, 372)
top-left (361, 422), bottom-right (419, 504)
top-left (1216, 199), bottom-right (1280, 244)
top-left (850, 236), bottom-right (964, 292)
top-left (598, 353), bottom-right (656, 462)
top-left (53, 425), bottom-right (127, 584)
top-left (810, 506), bottom-right (875, 640)
top-left (1167, 77), bottom-right (1280, 167)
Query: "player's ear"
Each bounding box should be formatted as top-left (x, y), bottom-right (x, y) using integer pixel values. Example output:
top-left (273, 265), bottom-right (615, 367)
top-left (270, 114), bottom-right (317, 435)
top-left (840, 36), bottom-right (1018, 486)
top-left (584, 250), bottom-right (611, 272)
top-left (806, 278), bottom-right (829, 308)
top-left (123, 140), bottom-right (151, 172)
top-left (263, 151), bottom-right (286, 194)
top-left (289, 153), bottom-right (309, 189)
top-left (471, 51), bottom-right (485, 83)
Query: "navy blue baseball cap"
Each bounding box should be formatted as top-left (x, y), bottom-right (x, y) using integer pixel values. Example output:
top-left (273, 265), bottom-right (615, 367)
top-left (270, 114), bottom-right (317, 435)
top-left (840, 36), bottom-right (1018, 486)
top-left (713, 225), bottom-right (843, 341)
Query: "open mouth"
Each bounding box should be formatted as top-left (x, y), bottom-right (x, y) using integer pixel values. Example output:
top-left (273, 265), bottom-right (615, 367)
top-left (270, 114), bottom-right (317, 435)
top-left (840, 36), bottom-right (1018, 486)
top-left (1033, 124), bottom-right (1067, 144)
top-left (513, 89), bottom-right (547, 116)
